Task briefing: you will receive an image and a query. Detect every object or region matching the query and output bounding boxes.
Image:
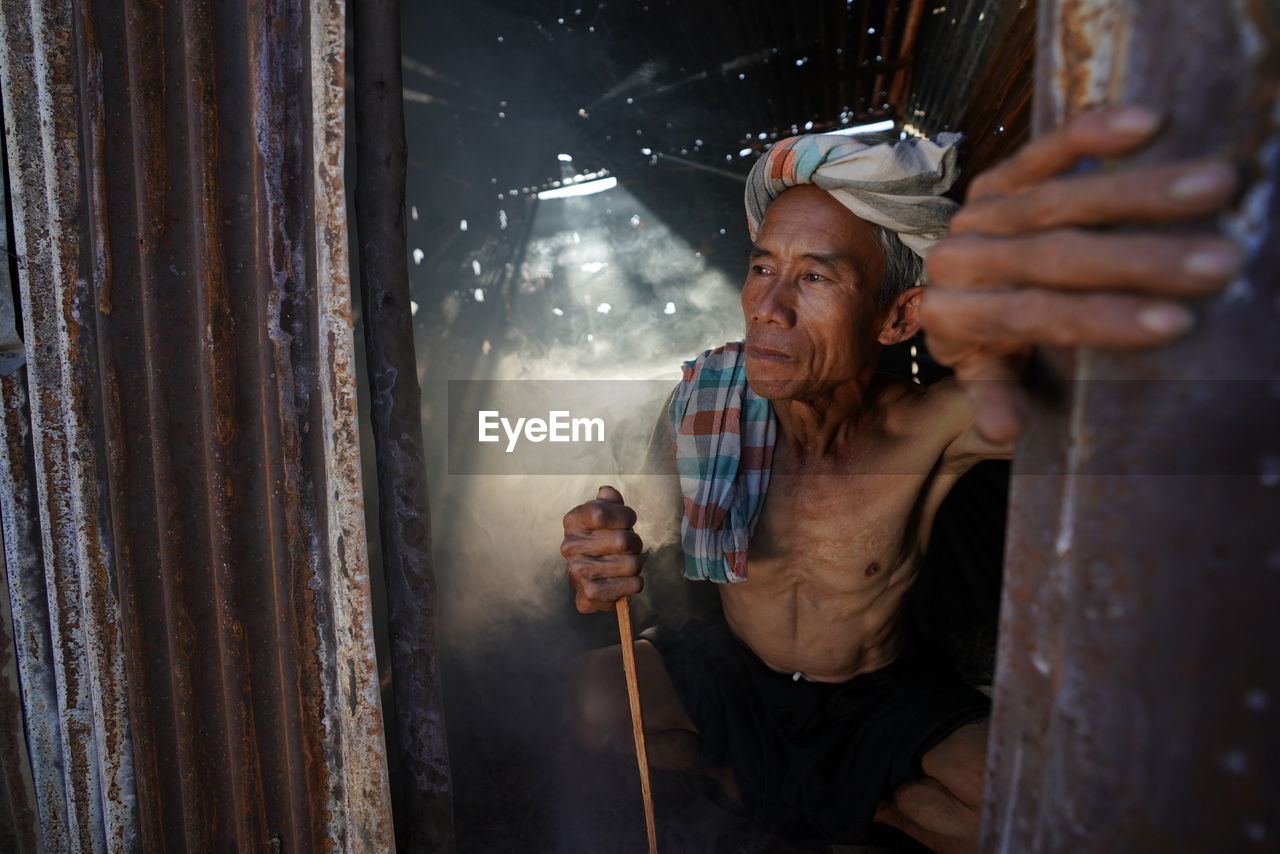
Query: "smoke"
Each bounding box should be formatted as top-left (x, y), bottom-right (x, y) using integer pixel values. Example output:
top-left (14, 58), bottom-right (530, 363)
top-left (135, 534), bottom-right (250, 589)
top-left (405, 168), bottom-right (751, 852)
top-left (419, 189), bottom-right (743, 652)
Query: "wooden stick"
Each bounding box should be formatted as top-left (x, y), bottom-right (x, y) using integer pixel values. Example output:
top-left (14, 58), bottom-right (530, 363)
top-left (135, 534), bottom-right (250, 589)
top-left (616, 596), bottom-right (658, 854)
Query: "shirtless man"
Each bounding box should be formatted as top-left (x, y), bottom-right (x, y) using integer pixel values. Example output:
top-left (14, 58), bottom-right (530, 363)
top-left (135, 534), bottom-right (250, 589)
top-left (561, 108), bottom-right (1240, 852)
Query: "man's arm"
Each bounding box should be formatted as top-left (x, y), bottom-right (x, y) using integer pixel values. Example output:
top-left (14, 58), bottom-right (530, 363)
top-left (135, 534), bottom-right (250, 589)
top-left (925, 377), bottom-right (1016, 472)
top-left (921, 106), bottom-right (1241, 442)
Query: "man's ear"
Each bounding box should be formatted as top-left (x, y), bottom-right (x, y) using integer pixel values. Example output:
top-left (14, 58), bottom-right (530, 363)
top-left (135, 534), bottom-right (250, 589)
top-left (876, 285), bottom-right (924, 346)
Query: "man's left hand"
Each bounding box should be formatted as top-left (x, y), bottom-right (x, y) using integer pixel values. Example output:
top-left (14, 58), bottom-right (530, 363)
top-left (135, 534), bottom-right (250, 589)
top-left (920, 106), bottom-right (1242, 443)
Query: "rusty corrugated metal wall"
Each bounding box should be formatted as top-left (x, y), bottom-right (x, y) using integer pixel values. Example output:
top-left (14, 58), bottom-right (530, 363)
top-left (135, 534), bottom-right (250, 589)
top-left (0, 0), bottom-right (394, 850)
top-left (984, 1), bottom-right (1279, 851)
top-left (0, 104), bottom-right (45, 852)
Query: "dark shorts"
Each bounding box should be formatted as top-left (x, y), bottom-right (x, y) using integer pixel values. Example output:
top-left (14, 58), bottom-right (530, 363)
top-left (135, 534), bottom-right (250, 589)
top-left (645, 618), bottom-right (991, 844)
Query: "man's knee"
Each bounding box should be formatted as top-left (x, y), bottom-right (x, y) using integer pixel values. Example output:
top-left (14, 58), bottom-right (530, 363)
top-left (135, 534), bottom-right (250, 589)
top-left (571, 646), bottom-right (630, 754)
top-left (920, 720), bottom-right (989, 810)
top-left (882, 777), bottom-right (980, 854)
top-left (571, 639), bottom-right (696, 758)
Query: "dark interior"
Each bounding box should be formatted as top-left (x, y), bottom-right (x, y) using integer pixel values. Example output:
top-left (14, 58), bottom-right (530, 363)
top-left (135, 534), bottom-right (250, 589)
top-left (381, 1), bottom-right (1035, 849)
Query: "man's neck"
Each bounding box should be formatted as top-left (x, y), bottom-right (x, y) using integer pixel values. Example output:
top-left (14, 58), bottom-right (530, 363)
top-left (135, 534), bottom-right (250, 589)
top-left (772, 370), bottom-right (882, 464)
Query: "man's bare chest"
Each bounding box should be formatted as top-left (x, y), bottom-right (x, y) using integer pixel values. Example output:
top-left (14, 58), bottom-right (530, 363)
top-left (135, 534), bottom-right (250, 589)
top-left (746, 471), bottom-right (928, 593)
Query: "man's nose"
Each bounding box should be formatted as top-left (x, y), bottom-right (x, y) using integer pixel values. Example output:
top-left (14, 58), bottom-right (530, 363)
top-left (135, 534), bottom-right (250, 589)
top-left (749, 276), bottom-right (796, 327)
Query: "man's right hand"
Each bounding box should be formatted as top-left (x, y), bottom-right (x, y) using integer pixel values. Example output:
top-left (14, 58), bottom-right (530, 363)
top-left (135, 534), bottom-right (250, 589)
top-left (562, 485), bottom-right (645, 614)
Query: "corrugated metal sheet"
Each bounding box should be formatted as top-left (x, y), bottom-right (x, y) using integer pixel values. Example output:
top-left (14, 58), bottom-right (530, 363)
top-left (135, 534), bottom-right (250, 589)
top-left (0, 367), bottom-right (57, 854)
top-left (0, 527), bottom-right (43, 854)
top-left (0, 107), bottom-right (46, 854)
top-left (0, 0), bottom-right (394, 850)
top-left (905, 0), bottom-right (1029, 135)
top-left (946, 1), bottom-right (1035, 198)
top-left (984, 1), bottom-right (1280, 851)
top-left (0, 0), bottom-right (137, 848)
top-left (901, 0), bottom-right (1037, 195)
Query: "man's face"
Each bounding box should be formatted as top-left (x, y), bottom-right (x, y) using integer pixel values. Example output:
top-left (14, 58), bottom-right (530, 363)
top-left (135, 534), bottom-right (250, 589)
top-left (742, 185), bottom-right (888, 401)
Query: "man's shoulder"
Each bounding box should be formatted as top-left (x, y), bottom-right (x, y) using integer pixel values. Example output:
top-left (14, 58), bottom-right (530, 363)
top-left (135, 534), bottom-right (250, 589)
top-left (880, 375), bottom-right (973, 441)
top-left (875, 373), bottom-right (965, 411)
top-left (916, 376), bottom-right (970, 413)
top-left (895, 376), bottom-right (1014, 464)
top-left (679, 341), bottom-right (746, 381)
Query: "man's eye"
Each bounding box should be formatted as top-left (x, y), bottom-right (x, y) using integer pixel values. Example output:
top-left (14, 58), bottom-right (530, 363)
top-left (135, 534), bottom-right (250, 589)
top-left (751, 265), bottom-right (772, 275)
top-left (802, 272), bottom-right (827, 282)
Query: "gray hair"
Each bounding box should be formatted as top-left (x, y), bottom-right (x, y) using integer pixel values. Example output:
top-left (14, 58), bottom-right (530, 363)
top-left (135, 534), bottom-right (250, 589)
top-left (832, 130), bottom-right (928, 308)
top-left (873, 224), bottom-right (925, 309)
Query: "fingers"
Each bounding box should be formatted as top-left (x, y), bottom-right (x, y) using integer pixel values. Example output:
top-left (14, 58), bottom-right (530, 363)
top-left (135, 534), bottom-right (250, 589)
top-left (967, 106), bottom-right (1163, 200)
top-left (561, 526), bottom-right (643, 559)
top-left (568, 551), bottom-right (645, 579)
top-left (923, 288), bottom-right (1197, 354)
top-left (952, 160), bottom-right (1239, 236)
top-left (927, 231), bottom-right (1241, 297)
top-left (564, 543), bottom-right (645, 613)
top-left (565, 552), bottom-right (644, 613)
top-left (562, 495), bottom-right (637, 535)
top-left (596, 484), bottom-right (624, 504)
top-left (574, 575), bottom-right (644, 614)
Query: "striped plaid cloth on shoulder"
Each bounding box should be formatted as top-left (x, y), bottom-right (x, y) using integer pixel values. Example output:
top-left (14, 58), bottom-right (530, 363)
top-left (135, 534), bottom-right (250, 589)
top-left (667, 342), bottom-right (777, 583)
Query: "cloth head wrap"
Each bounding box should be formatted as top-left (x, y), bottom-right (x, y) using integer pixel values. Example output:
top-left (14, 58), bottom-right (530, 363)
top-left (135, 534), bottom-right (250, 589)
top-left (744, 132), bottom-right (964, 260)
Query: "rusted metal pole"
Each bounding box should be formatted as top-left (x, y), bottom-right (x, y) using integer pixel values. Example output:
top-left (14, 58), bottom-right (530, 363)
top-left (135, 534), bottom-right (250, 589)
top-left (984, 2), bottom-right (1280, 852)
top-left (352, 1), bottom-right (456, 851)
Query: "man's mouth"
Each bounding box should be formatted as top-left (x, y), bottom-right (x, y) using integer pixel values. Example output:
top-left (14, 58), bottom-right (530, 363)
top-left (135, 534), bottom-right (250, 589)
top-left (746, 343), bottom-right (792, 362)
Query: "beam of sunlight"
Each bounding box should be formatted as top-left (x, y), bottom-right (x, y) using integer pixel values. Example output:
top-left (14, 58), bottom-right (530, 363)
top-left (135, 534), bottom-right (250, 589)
top-left (828, 119), bottom-right (896, 136)
top-left (536, 176), bottom-right (618, 200)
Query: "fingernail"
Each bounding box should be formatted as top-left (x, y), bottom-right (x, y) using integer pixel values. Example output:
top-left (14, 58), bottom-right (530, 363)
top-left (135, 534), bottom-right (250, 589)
top-left (1170, 164), bottom-right (1234, 199)
top-left (1138, 304), bottom-right (1195, 335)
top-left (1108, 107), bottom-right (1160, 135)
top-left (1184, 246), bottom-right (1242, 278)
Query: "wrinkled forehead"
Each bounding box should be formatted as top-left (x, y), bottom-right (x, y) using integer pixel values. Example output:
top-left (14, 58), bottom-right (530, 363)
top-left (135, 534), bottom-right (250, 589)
top-left (756, 185), bottom-right (883, 259)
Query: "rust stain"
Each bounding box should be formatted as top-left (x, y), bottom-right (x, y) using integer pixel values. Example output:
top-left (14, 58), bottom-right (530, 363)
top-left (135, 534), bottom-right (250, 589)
top-left (1056, 0), bottom-right (1130, 118)
top-left (0, 0), bottom-right (392, 850)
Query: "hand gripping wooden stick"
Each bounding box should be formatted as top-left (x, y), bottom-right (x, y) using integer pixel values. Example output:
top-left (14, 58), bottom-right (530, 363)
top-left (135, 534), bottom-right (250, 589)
top-left (616, 596), bottom-right (658, 854)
